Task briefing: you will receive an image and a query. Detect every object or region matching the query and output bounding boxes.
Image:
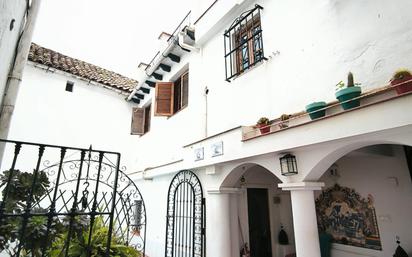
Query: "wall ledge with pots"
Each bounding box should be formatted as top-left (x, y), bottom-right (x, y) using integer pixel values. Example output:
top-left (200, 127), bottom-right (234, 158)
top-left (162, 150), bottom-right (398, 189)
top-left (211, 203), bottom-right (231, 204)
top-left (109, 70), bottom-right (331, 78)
top-left (242, 79), bottom-right (412, 141)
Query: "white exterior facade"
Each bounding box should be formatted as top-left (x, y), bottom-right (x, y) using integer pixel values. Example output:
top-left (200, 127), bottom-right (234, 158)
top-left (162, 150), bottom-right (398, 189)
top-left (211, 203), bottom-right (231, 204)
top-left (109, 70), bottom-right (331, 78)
top-left (1, 0), bottom-right (412, 257)
top-left (132, 0), bottom-right (412, 175)
top-left (130, 0), bottom-right (412, 257)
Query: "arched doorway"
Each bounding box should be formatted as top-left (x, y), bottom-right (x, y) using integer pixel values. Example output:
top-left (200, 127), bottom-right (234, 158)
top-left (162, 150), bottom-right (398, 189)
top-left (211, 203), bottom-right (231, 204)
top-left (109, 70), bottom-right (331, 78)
top-left (221, 163), bottom-right (295, 257)
top-left (164, 170), bottom-right (205, 257)
top-left (314, 144), bottom-right (412, 257)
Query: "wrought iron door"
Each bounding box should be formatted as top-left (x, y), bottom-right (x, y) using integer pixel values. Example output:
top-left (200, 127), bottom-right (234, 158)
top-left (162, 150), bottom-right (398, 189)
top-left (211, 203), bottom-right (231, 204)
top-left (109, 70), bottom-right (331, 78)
top-left (165, 170), bottom-right (205, 257)
top-left (0, 139), bottom-right (146, 257)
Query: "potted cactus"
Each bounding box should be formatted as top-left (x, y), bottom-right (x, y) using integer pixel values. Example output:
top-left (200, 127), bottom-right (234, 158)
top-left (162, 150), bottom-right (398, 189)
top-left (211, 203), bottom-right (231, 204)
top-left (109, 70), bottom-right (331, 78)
top-left (256, 117), bottom-right (272, 134)
top-left (390, 69), bottom-right (412, 95)
top-left (305, 101), bottom-right (327, 120)
top-left (335, 72), bottom-right (362, 110)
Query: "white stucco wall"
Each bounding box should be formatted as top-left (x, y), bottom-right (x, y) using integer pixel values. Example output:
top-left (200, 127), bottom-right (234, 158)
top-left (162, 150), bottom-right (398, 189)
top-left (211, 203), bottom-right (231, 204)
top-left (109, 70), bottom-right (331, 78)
top-left (136, 172), bottom-right (176, 257)
top-left (129, 0), bottom-right (412, 176)
top-left (3, 63), bottom-right (139, 170)
top-left (196, 0), bottom-right (412, 134)
top-left (126, 0), bottom-right (412, 255)
top-left (317, 145), bottom-right (412, 257)
top-left (0, 0), bottom-right (27, 107)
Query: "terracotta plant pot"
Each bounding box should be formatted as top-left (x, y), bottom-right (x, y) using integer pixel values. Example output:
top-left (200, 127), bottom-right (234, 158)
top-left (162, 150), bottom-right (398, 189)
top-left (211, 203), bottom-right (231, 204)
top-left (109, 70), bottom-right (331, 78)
top-left (257, 124), bottom-right (270, 134)
top-left (391, 74), bottom-right (412, 95)
top-left (306, 101), bottom-right (327, 120)
top-left (335, 86), bottom-right (362, 110)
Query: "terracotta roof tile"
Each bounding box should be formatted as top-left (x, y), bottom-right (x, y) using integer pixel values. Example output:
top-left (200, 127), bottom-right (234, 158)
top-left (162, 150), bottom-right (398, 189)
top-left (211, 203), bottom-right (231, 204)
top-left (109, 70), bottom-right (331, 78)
top-left (28, 43), bottom-right (137, 93)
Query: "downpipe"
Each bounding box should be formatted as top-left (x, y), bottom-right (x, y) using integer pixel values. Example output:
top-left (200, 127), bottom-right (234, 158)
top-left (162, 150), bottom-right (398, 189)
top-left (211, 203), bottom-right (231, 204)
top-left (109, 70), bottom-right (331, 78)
top-left (0, 0), bottom-right (42, 161)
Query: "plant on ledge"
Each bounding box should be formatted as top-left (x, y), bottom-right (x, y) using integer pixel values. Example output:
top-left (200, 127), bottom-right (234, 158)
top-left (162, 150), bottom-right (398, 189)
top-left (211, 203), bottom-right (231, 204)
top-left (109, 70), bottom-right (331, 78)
top-left (305, 101), bottom-right (327, 120)
top-left (256, 117), bottom-right (272, 134)
top-left (390, 68), bottom-right (412, 95)
top-left (335, 72), bottom-right (362, 110)
top-left (279, 114), bottom-right (290, 129)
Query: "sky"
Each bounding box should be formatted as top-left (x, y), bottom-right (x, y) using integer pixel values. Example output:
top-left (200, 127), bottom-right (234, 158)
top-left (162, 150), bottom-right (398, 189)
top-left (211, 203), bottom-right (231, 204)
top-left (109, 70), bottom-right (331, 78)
top-left (32, 0), bottom-right (194, 78)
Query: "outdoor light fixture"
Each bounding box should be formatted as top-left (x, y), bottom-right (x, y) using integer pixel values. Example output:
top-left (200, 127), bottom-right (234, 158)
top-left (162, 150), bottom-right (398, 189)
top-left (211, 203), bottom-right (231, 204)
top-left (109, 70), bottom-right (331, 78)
top-left (280, 153), bottom-right (298, 176)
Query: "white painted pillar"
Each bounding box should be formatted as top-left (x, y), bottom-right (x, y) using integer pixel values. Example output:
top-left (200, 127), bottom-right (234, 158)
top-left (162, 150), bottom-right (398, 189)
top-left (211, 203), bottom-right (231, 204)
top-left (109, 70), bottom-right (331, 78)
top-left (229, 192), bottom-right (240, 257)
top-left (278, 182), bottom-right (324, 257)
top-left (207, 188), bottom-right (240, 257)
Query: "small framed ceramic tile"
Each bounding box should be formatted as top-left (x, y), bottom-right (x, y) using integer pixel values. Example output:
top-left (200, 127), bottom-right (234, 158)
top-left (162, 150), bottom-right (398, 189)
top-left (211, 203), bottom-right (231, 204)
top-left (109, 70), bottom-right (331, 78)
top-left (194, 147), bottom-right (204, 161)
top-left (210, 141), bottom-right (223, 157)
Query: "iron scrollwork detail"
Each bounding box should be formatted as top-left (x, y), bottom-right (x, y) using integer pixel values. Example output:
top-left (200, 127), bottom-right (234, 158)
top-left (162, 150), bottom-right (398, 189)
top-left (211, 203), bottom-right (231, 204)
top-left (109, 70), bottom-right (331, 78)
top-left (0, 139), bottom-right (146, 257)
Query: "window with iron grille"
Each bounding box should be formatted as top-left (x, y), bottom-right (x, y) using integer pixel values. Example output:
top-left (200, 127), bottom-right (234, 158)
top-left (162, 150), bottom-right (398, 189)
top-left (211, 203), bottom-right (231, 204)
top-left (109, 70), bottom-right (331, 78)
top-left (224, 5), bottom-right (266, 82)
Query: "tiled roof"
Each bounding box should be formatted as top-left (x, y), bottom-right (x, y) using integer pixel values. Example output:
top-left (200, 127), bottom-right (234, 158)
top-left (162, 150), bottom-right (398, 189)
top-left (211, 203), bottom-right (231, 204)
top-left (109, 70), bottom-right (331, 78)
top-left (28, 43), bottom-right (137, 93)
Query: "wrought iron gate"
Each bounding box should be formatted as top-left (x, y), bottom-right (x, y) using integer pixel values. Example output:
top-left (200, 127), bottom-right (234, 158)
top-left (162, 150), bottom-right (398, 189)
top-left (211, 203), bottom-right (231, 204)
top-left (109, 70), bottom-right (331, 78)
top-left (165, 170), bottom-right (205, 257)
top-left (0, 139), bottom-right (146, 257)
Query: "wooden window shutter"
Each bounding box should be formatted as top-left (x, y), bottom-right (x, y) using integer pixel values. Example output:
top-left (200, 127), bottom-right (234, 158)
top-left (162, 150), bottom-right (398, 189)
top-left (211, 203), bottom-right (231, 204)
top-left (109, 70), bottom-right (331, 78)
top-left (155, 82), bottom-right (174, 116)
top-left (131, 107), bottom-right (145, 135)
top-left (144, 104), bottom-right (151, 133)
top-left (181, 72), bottom-right (189, 107)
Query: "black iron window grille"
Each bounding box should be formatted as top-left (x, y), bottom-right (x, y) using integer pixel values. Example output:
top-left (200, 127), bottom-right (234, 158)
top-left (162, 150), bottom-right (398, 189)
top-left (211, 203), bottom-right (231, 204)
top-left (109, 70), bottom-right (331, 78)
top-left (224, 4), bottom-right (266, 82)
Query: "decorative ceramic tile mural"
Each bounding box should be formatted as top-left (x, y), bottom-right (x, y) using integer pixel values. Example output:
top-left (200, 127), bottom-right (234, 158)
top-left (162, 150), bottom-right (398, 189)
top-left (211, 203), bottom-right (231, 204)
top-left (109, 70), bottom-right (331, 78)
top-left (316, 184), bottom-right (382, 250)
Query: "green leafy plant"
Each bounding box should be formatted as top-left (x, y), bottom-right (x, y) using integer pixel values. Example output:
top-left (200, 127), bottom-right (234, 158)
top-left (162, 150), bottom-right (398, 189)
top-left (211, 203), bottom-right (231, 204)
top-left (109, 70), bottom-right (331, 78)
top-left (0, 169), bottom-right (56, 256)
top-left (391, 69), bottom-right (412, 80)
top-left (280, 114), bottom-right (290, 121)
top-left (279, 114), bottom-right (290, 129)
top-left (0, 169), bottom-right (50, 211)
top-left (390, 68), bottom-right (412, 94)
top-left (256, 117), bottom-right (271, 126)
top-left (255, 117), bottom-right (272, 134)
top-left (49, 216), bottom-right (140, 257)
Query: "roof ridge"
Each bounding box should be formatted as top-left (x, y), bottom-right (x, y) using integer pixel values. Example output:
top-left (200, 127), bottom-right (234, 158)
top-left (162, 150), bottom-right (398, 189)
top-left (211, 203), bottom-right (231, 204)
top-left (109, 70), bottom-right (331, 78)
top-left (28, 43), bottom-right (138, 93)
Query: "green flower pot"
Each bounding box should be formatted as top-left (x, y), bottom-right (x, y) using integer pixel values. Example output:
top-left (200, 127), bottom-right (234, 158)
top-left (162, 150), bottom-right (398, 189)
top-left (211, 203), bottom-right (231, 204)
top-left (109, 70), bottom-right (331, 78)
top-left (305, 101), bottom-right (327, 120)
top-left (335, 86), bottom-right (361, 110)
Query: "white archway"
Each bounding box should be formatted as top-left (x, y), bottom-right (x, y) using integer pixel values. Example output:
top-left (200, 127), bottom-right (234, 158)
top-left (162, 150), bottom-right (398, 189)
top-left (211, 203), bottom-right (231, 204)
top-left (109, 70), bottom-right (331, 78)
top-left (219, 154), bottom-right (286, 189)
top-left (218, 162), bottom-right (295, 257)
top-left (312, 143), bottom-right (412, 257)
top-left (301, 126), bottom-right (412, 181)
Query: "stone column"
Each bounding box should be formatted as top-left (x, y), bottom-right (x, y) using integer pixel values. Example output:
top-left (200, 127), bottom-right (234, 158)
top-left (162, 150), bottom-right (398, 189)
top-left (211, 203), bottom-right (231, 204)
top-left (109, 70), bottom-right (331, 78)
top-left (207, 188), bottom-right (240, 257)
top-left (278, 182), bottom-right (324, 257)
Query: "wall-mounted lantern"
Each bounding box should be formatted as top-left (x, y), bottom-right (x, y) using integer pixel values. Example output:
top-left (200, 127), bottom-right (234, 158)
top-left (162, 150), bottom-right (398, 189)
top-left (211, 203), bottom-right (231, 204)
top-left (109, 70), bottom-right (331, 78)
top-left (280, 154), bottom-right (298, 176)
